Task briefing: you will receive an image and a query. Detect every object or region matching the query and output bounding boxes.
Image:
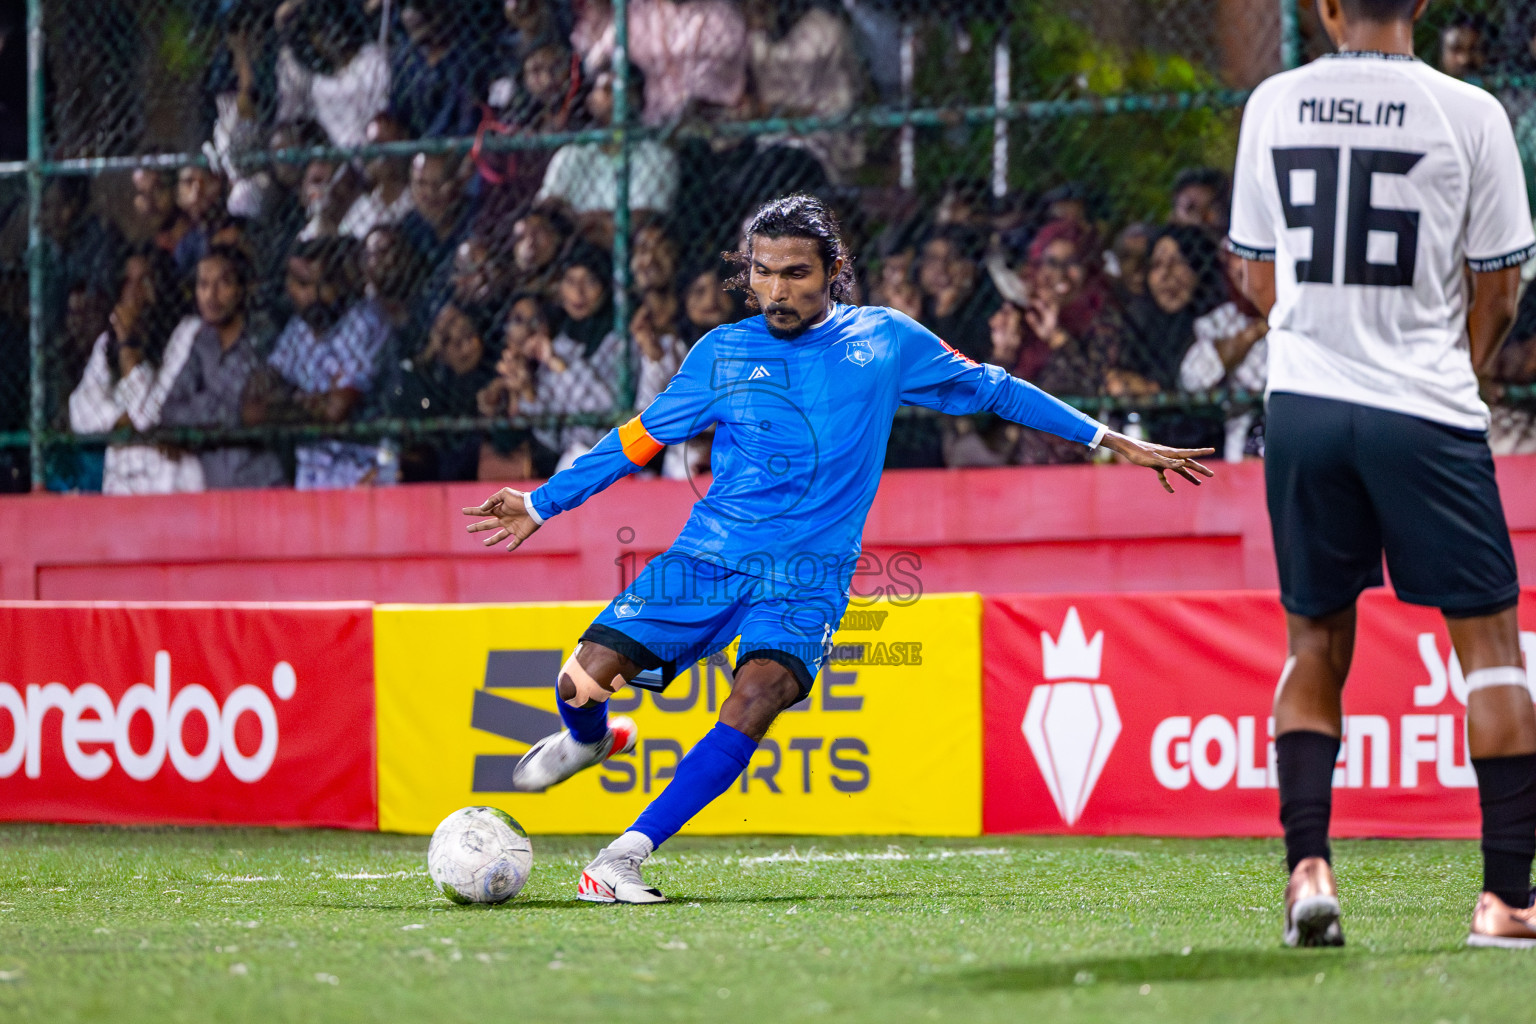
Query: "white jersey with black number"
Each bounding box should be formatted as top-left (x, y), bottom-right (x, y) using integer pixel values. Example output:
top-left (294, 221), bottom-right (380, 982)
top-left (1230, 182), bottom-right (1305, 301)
top-left (1229, 52), bottom-right (1536, 430)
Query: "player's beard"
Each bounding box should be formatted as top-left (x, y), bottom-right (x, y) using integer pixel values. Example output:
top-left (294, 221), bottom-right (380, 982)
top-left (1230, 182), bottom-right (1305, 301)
top-left (763, 304), bottom-right (809, 340)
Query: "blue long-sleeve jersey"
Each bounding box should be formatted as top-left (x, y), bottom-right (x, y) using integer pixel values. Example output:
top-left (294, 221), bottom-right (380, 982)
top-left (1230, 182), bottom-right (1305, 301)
top-left (528, 304), bottom-right (1106, 589)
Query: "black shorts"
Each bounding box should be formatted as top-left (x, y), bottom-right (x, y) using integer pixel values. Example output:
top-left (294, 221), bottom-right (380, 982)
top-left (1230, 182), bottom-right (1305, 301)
top-left (1265, 392), bottom-right (1519, 619)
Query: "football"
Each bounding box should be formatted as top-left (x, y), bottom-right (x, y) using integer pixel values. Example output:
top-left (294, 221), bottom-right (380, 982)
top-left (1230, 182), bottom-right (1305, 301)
top-left (427, 806), bottom-right (534, 905)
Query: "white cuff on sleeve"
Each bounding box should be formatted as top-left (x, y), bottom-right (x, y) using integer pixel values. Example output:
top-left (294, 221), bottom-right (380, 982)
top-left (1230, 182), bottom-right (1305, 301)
top-left (1086, 423), bottom-right (1109, 450)
top-left (523, 490), bottom-right (545, 526)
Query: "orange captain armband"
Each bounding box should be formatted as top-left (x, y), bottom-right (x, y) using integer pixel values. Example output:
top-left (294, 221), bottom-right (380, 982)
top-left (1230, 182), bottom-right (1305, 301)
top-left (618, 414), bottom-right (665, 466)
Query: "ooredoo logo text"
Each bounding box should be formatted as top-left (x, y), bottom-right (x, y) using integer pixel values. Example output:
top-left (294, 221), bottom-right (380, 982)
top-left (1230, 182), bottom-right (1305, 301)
top-left (0, 651), bottom-right (297, 783)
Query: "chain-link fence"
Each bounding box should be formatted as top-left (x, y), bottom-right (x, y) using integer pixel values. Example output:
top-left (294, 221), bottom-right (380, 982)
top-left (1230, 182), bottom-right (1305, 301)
top-left (2, 0), bottom-right (1535, 493)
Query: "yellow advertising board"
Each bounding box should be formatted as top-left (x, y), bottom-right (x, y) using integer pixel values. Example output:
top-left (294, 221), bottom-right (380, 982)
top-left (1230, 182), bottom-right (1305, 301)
top-left (374, 594), bottom-right (981, 836)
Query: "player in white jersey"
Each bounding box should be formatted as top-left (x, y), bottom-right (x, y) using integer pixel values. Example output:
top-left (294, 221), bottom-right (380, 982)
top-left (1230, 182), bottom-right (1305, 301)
top-left (1230, 0), bottom-right (1536, 949)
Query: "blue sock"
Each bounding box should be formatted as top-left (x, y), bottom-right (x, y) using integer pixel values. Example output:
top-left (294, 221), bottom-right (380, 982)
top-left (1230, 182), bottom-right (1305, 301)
top-left (631, 722), bottom-right (758, 848)
top-left (557, 691), bottom-right (609, 745)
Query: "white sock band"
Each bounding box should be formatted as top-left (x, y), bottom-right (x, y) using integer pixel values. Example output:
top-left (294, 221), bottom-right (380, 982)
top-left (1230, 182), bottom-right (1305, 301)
top-left (1465, 666), bottom-right (1528, 692)
top-left (610, 830), bottom-right (654, 858)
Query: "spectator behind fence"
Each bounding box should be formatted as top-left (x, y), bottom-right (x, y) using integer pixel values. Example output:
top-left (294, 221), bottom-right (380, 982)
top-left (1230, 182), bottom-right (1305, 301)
top-left (69, 246), bottom-right (205, 494)
top-left (173, 166), bottom-right (228, 276)
top-left (450, 233), bottom-right (513, 317)
top-left (490, 0), bottom-right (574, 112)
top-left (159, 246), bottom-right (286, 489)
top-left (918, 224), bottom-right (999, 364)
top-left (254, 236), bottom-right (396, 489)
top-left (508, 202), bottom-right (574, 298)
top-left (628, 223), bottom-right (687, 408)
top-left (524, 242), bottom-right (624, 470)
top-left (356, 224), bottom-right (431, 422)
top-left (1118, 224), bottom-right (1227, 451)
top-left (132, 168), bottom-right (191, 263)
top-left (744, 0), bottom-right (867, 182)
top-left (47, 283), bottom-right (113, 492)
top-left (277, 0), bottom-right (390, 149)
top-left (987, 219), bottom-right (1120, 466)
top-left (396, 300), bottom-right (500, 481)
top-left (52, 284), bottom-right (113, 429)
top-left (389, 3), bottom-right (486, 140)
top-left (476, 291), bottom-right (563, 480)
top-left (678, 256), bottom-right (744, 347)
top-left (221, 120), bottom-right (320, 295)
top-left (339, 113), bottom-right (416, 240)
top-left (536, 65), bottom-right (678, 246)
top-left (886, 223), bottom-right (1000, 471)
top-left (631, 0), bottom-right (748, 124)
top-left (40, 177), bottom-right (125, 337)
top-left (867, 219), bottom-right (924, 321)
top-left (201, 0), bottom-right (279, 159)
top-left (298, 151), bottom-right (363, 241)
top-left (402, 152), bottom-right (475, 273)
top-left (1178, 245), bottom-right (1268, 462)
top-left (508, 39), bottom-right (580, 132)
top-left (1169, 167), bottom-right (1229, 233)
top-left (571, 0), bottom-right (749, 122)
top-left (935, 178), bottom-right (992, 231)
top-left (1441, 15), bottom-right (1491, 80)
top-left (1038, 182), bottom-right (1095, 230)
top-left (1107, 221), bottom-right (1154, 305)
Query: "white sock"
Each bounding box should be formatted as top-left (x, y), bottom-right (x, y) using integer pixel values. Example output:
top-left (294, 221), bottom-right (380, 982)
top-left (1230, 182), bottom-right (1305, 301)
top-left (607, 830), bottom-right (654, 860)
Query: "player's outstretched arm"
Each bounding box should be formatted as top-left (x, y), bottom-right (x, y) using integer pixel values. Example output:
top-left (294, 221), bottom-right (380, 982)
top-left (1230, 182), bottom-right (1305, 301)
top-left (887, 308), bottom-right (1214, 491)
top-left (1097, 431), bottom-right (1215, 493)
top-left (463, 488), bottom-right (542, 551)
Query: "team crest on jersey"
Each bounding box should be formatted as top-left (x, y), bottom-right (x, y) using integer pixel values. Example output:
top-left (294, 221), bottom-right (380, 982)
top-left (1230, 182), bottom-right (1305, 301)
top-left (843, 340), bottom-right (874, 366)
top-left (614, 594), bottom-right (645, 619)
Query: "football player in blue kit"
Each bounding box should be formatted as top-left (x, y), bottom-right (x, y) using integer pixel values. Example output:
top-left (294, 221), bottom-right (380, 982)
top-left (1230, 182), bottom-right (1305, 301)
top-left (463, 194), bottom-right (1214, 903)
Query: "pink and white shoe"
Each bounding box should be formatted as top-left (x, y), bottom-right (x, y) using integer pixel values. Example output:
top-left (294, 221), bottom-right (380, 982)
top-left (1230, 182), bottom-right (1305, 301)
top-left (1468, 891), bottom-right (1536, 949)
top-left (509, 717), bottom-right (637, 793)
top-left (577, 842), bottom-right (667, 905)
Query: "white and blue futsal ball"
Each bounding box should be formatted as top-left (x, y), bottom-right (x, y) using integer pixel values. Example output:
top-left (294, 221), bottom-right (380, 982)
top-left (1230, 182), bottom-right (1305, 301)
top-left (427, 806), bottom-right (534, 905)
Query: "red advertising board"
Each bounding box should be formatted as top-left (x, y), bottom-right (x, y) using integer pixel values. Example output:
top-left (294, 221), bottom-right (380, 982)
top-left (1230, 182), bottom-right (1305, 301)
top-left (983, 590), bottom-right (1536, 839)
top-left (0, 603), bottom-right (376, 828)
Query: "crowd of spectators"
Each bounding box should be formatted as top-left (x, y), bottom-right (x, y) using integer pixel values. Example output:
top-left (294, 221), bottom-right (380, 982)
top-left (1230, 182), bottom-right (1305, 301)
top-left (10, 0), bottom-right (1536, 494)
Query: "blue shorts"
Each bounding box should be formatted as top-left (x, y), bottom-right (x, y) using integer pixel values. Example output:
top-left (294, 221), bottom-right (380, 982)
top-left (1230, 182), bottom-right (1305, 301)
top-left (581, 551), bottom-right (850, 701)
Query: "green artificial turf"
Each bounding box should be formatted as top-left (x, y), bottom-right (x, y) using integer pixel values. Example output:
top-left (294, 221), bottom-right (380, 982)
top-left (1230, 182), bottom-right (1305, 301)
top-left (0, 825), bottom-right (1525, 1023)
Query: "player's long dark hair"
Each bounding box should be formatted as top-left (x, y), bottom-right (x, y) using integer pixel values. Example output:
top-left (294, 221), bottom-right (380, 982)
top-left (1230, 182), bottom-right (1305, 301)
top-left (725, 193), bottom-right (856, 310)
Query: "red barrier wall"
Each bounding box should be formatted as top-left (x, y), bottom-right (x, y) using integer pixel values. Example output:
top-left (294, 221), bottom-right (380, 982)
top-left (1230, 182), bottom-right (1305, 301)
top-left (4, 457), bottom-right (1536, 602)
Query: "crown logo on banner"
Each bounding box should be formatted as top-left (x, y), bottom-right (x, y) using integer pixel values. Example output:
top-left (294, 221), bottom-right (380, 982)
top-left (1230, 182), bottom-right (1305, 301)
top-left (1023, 606), bottom-right (1120, 826)
top-left (1040, 606), bottom-right (1103, 680)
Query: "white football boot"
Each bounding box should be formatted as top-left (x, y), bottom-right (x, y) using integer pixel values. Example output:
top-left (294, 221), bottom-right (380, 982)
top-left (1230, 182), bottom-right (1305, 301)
top-left (509, 716), bottom-right (638, 793)
top-left (577, 833), bottom-right (667, 904)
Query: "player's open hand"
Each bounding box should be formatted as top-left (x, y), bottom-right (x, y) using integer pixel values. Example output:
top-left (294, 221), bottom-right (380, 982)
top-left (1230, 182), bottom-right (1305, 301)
top-left (1100, 432), bottom-right (1215, 493)
top-left (463, 487), bottom-right (542, 551)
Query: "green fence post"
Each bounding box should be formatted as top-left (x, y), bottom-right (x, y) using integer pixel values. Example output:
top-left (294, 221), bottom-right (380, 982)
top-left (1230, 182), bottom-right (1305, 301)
top-left (612, 0), bottom-right (634, 410)
top-left (25, 0), bottom-right (44, 491)
top-left (1280, 0), bottom-right (1302, 70)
